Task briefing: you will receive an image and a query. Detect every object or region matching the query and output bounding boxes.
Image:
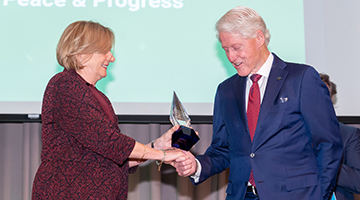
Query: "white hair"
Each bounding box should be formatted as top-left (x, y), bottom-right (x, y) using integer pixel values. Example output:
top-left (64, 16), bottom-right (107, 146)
top-left (216, 6), bottom-right (271, 46)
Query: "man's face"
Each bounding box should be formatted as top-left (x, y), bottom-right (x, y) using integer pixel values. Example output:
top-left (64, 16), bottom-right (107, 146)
top-left (219, 32), bottom-right (263, 77)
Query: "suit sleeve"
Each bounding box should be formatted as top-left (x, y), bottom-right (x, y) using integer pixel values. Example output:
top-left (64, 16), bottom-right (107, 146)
top-left (300, 67), bottom-right (343, 199)
top-left (52, 78), bottom-right (135, 166)
top-left (193, 84), bottom-right (230, 185)
top-left (337, 125), bottom-right (360, 194)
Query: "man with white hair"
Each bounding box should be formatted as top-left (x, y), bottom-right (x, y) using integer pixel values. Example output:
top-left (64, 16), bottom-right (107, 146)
top-left (175, 6), bottom-right (342, 200)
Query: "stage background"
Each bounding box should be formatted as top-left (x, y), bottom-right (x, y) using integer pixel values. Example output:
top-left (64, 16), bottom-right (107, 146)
top-left (2, 0), bottom-right (358, 117)
top-left (1, 0), bottom-right (308, 116)
top-left (1, 1), bottom-right (360, 200)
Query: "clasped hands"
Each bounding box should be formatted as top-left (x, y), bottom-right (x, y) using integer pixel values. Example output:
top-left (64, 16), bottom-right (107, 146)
top-left (156, 125), bottom-right (198, 177)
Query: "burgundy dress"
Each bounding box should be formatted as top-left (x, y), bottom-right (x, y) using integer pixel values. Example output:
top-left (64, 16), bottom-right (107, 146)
top-left (32, 69), bottom-right (136, 199)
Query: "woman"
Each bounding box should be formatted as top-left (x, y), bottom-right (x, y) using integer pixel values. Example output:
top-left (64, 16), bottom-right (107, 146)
top-left (31, 20), bottom-right (187, 199)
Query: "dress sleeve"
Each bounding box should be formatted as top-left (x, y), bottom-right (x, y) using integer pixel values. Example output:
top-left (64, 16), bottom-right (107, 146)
top-left (52, 77), bottom-right (135, 166)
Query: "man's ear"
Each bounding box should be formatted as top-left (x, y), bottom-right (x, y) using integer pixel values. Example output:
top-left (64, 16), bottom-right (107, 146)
top-left (256, 30), bottom-right (265, 47)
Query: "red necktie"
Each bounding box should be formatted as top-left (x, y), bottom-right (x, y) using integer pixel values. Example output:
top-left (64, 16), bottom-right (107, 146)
top-left (247, 74), bottom-right (261, 186)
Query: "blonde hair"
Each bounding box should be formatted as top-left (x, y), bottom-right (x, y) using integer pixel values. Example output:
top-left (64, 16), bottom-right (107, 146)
top-left (56, 20), bottom-right (115, 70)
top-left (216, 6), bottom-right (270, 46)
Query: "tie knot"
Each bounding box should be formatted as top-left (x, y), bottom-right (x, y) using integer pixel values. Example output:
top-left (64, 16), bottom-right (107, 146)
top-left (250, 74), bottom-right (262, 83)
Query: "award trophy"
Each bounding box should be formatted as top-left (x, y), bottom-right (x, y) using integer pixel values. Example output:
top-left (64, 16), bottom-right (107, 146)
top-left (170, 91), bottom-right (200, 151)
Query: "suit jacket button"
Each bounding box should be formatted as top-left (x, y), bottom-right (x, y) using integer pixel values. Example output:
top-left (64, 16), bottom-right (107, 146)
top-left (250, 153), bottom-right (255, 158)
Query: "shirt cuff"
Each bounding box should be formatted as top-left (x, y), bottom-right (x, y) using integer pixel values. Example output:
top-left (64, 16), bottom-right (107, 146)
top-left (190, 158), bottom-right (202, 183)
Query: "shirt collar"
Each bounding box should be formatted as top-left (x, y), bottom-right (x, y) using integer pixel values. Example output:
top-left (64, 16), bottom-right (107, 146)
top-left (250, 53), bottom-right (274, 78)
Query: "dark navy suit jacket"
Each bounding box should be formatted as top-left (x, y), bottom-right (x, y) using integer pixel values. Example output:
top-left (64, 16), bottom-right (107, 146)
top-left (335, 122), bottom-right (360, 200)
top-left (193, 54), bottom-right (343, 200)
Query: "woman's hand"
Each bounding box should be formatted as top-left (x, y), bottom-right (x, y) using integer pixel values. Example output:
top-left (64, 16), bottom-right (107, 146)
top-left (152, 125), bottom-right (180, 150)
top-left (163, 148), bottom-right (187, 162)
top-left (154, 148), bottom-right (187, 171)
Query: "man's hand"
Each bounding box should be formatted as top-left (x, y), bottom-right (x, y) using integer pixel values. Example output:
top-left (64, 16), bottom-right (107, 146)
top-left (172, 150), bottom-right (197, 177)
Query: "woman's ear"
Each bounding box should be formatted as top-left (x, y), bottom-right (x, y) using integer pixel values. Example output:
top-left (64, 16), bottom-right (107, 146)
top-left (75, 54), bottom-right (83, 63)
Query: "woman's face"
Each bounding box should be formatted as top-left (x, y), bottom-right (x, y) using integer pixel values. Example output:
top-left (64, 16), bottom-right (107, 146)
top-left (78, 51), bottom-right (115, 84)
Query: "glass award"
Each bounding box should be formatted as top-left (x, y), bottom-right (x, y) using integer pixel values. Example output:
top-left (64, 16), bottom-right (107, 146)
top-left (170, 91), bottom-right (200, 151)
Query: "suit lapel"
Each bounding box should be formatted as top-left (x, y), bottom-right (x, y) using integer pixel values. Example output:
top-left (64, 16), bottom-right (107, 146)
top-left (232, 75), bottom-right (248, 130)
top-left (253, 55), bottom-right (288, 144)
